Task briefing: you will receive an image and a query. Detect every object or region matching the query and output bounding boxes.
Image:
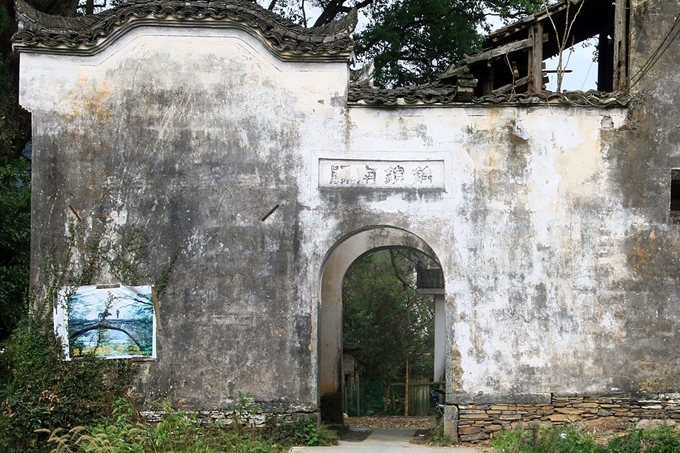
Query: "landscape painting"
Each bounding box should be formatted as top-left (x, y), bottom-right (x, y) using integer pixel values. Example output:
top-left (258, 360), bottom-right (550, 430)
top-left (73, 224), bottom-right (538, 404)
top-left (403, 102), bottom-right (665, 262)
top-left (55, 285), bottom-right (156, 359)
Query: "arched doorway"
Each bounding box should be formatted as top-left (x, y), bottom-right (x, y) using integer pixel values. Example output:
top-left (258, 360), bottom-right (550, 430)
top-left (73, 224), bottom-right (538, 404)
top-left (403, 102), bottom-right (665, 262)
top-left (318, 226), bottom-right (446, 423)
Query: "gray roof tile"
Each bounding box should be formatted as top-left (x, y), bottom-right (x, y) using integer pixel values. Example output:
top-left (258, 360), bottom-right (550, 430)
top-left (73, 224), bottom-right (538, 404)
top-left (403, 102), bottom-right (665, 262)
top-left (12, 0), bottom-right (357, 59)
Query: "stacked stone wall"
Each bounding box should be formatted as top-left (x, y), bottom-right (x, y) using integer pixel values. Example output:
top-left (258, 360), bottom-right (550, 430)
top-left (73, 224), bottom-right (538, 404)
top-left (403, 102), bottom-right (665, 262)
top-left (139, 409), bottom-right (318, 427)
top-left (456, 393), bottom-right (680, 442)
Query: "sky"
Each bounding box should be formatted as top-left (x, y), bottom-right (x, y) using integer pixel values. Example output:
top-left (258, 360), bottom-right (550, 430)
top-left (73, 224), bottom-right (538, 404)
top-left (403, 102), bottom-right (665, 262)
top-left (532, 38), bottom-right (599, 91)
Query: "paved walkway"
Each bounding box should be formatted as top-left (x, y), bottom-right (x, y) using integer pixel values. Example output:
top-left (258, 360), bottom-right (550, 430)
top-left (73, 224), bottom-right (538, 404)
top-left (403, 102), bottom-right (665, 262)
top-left (291, 429), bottom-right (487, 453)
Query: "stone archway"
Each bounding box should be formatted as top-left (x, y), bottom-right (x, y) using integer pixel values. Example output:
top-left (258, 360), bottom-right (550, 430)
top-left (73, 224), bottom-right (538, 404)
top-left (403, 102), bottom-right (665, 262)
top-left (318, 226), bottom-right (446, 423)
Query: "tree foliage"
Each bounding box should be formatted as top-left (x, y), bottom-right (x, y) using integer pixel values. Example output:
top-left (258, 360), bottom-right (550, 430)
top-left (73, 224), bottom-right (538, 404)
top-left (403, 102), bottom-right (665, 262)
top-left (266, 0), bottom-right (543, 87)
top-left (0, 159), bottom-right (30, 340)
top-left (0, 5), bottom-right (31, 163)
top-left (342, 249), bottom-right (435, 386)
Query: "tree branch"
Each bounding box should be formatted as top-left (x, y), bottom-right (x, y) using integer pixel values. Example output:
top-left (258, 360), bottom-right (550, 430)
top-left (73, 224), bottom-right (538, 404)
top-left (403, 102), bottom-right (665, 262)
top-left (389, 249), bottom-right (417, 291)
top-left (313, 0), bottom-right (373, 27)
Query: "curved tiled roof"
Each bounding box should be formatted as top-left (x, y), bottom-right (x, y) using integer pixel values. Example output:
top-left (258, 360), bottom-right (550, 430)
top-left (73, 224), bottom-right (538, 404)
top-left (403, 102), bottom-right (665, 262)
top-left (471, 91), bottom-right (631, 107)
top-left (12, 0), bottom-right (357, 60)
top-left (348, 73), bottom-right (477, 106)
top-left (348, 83), bottom-right (459, 106)
top-left (348, 83), bottom-right (630, 107)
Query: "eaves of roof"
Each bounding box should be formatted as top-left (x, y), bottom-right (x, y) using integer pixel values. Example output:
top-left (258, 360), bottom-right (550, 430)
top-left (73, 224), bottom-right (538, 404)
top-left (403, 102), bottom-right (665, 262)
top-left (348, 83), bottom-right (630, 108)
top-left (12, 0), bottom-right (357, 61)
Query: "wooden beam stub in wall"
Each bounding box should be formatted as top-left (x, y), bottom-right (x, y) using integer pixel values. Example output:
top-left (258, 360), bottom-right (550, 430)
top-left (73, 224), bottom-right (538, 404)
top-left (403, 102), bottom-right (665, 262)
top-left (612, 0), bottom-right (628, 90)
top-left (528, 22), bottom-right (544, 93)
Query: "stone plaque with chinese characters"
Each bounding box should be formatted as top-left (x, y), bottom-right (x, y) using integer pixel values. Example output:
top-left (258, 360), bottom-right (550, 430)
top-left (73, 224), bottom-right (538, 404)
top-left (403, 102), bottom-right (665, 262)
top-left (319, 159), bottom-right (445, 189)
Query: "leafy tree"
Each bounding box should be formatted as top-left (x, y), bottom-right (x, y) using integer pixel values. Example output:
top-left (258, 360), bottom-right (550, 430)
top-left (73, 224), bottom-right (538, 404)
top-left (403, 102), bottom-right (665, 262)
top-left (342, 249), bottom-right (436, 388)
top-left (0, 12), bottom-right (30, 163)
top-left (0, 159), bottom-right (30, 340)
top-left (0, 0), bottom-right (31, 338)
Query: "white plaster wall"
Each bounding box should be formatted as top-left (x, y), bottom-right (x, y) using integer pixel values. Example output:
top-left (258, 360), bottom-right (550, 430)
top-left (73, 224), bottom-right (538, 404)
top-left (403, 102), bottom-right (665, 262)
top-left (21, 23), bottom-right (646, 408)
top-left (20, 28), bottom-right (348, 112)
top-left (21, 26), bottom-right (351, 410)
top-left (306, 105), bottom-right (631, 400)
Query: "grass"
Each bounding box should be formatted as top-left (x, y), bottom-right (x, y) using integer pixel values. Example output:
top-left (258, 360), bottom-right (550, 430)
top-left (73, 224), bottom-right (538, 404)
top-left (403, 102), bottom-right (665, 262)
top-left (491, 423), bottom-right (680, 453)
top-left (35, 399), bottom-right (338, 453)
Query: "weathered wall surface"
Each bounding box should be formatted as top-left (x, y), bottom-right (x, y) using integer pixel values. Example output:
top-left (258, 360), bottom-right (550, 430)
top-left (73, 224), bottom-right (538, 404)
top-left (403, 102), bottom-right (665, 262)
top-left (605, 0), bottom-right (680, 396)
top-left (19, 0), bottom-right (680, 435)
top-left (319, 106), bottom-right (635, 400)
top-left (21, 27), bottom-right (348, 412)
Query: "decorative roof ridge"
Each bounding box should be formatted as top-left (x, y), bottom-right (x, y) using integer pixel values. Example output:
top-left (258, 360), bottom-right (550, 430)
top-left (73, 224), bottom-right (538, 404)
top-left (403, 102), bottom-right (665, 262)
top-left (348, 80), bottom-right (468, 106)
top-left (349, 83), bottom-right (630, 107)
top-left (12, 0), bottom-right (357, 60)
top-left (472, 90), bottom-right (630, 107)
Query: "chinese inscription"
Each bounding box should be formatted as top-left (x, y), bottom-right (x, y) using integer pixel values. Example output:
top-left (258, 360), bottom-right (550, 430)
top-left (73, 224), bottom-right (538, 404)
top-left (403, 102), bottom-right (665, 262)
top-left (319, 159), bottom-right (445, 189)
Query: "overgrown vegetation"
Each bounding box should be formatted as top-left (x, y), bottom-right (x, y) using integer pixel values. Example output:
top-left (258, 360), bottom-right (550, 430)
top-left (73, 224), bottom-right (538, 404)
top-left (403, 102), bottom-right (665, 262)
top-left (0, 318), bottom-right (136, 453)
top-left (36, 398), bottom-right (337, 453)
top-left (492, 424), bottom-right (680, 453)
top-left (0, 159), bottom-right (31, 339)
top-left (0, 188), bottom-right (164, 451)
top-left (427, 416), bottom-right (454, 446)
top-left (343, 248), bottom-right (437, 413)
top-left (0, 316), bottom-right (337, 453)
top-left (264, 416), bottom-right (339, 447)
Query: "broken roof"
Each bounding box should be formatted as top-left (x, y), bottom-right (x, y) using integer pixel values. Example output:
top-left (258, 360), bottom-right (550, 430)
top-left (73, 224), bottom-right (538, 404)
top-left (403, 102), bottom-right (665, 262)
top-left (12, 0), bottom-right (357, 60)
top-left (350, 0), bottom-right (629, 107)
top-left (482, 0), bottom-right (612, 61)
top-left (13, 0), bottom-right (629, 106)
top-left (437, 0), bottom-right (628, 98)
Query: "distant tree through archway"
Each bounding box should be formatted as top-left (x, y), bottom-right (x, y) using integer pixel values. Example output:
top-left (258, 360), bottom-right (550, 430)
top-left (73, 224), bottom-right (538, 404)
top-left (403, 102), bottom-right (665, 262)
top-left (319, 226), bottom-right (446, 424)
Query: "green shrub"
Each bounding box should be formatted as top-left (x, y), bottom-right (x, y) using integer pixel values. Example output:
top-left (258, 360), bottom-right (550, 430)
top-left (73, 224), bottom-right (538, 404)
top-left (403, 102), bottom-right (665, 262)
top-left (491, 424), bottom-right (601, 453)
top-left (37, 399), bottom-right (336, 453)
top-left (606, 426), bottom-right (680, 453)
top-left (428, 415), bottom-right (454, 445)
top-left (0, 319), bottom-right (135, 453)
top-left (0, 158), bottom-right (31, 340)
top-left (608, 429), bottom-right (644, 453)
top-left (640, 425), bottom-right (680, 453)
top-left (263, 416), bottom-right (338, 447)
top-left (492, 424), bottom-right (680, 453)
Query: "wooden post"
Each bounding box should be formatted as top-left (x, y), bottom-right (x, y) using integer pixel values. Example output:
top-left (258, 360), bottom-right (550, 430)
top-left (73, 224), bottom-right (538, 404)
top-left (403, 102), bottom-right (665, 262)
top-left (612, 0), bottom-right (628, 90)
top-left (404, 360), bottom-right (410, 417)
top-left (356, 373), bottom-right (360, 416)
top-left (483, 66), bottom-right (494, 95)
top-left (384, 386), bottom-right (389, 413)
top-left (528, 22), bottom-right (544, 93)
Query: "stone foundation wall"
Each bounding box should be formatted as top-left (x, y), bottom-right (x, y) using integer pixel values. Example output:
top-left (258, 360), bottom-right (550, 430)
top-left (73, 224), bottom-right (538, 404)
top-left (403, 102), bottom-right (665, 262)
top-left (456, 393), bottom-right (680, 442)
top-left (139, 410), bottom-right (318, 427)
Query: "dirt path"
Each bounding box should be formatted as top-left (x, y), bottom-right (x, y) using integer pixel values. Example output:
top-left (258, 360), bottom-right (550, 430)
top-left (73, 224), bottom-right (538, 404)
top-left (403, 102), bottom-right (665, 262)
top-left (292, 427), bottom-right (491, 452)
top-left (314, 416), bottom-right (495, 453)
top-left (346, 416), bottom-right (436, 430)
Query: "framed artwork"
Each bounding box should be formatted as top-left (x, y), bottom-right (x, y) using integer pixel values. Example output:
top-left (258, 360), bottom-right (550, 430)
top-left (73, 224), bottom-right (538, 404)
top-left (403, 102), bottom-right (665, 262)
top-left (54, 285), bottom-right (156, 359)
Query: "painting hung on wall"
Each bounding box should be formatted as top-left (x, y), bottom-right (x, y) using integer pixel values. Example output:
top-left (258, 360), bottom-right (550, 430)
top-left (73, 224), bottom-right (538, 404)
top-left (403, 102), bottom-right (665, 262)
top-left (54, 285), bottom-right (156, 359)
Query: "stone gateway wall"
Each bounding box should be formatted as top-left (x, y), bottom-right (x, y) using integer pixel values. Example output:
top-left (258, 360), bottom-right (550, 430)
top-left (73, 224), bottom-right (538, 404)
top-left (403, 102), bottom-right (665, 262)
top-left (456, 394), bottom-right (680, 442)
top-left (14, 0), bottom-right (680, 443)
